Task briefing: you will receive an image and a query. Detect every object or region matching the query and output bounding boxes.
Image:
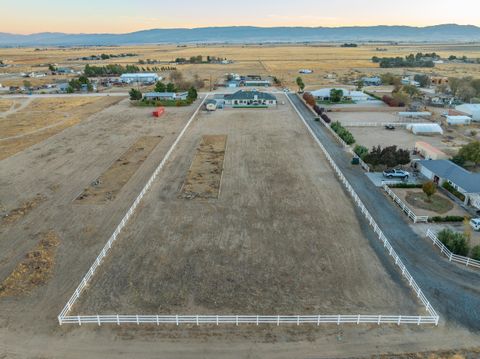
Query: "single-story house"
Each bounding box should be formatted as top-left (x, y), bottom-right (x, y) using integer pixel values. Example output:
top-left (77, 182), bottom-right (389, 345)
top-left (417, 159), bottom-right (480, 209)
top-left (455, 104), bottom-right (480, 122)
top-left (415, 141), bottom-right (448, 160)
top-left (310, 88), bottom-right (369, 102)
top-left (446, 115), bottom-right (472, 125)
top-left (143, 92), bottom-right (188, 101)
top-left (406, 123), bottom-right (443, 135)
top-left (362, 76), bottom-right (382, 86)
top-left (224, 90), bottom-right (277, 107)
top-left (120, 73), bottom-right (160, 84)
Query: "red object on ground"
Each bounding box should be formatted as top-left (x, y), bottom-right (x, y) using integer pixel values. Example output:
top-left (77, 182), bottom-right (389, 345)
top-left (152, 107), bottom-right (165, 117)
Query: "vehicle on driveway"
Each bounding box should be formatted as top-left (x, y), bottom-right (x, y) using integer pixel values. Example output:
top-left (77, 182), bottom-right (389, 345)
top-left (383, 168), bottom-right (410, 180)
top-left (470, 218), bottom-right (480, 231)
top-left (385, 124), bottom-right (396, 130)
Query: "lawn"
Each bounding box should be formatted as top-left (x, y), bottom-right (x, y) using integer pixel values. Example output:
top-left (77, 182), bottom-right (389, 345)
top-left (316, 99), bottom-right (356, 105)
top-left (405, 191), bottom-right (454, 214)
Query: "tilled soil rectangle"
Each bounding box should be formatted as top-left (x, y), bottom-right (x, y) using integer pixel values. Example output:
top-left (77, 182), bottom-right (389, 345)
top-left (75, 135), bottom-right (162, 203)
top-left (180, 135), bottom-right (226, 200)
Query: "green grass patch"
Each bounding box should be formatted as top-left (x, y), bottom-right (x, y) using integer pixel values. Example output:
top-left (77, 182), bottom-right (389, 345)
top-left (316, 100), bottom-right (355, 105)
top-left (134, 98), bottom-right (194, 107)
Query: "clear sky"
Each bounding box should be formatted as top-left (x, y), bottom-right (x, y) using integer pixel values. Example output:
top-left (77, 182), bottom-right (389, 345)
top-left (1, 0), bottom-right (479, 34)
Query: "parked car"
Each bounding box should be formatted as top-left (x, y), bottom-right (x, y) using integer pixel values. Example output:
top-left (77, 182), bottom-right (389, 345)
top-left (470, 218), bottom-right (480, 231)
top-left (385, 124), bottom-right (395, 130)
top-left (383, 168), bottom-right (410, 180)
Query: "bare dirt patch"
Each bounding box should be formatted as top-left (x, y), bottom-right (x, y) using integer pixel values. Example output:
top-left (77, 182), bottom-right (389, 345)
top-left (0, 193), bottom-right (46, 225)
top-left (76, 136), bottom-right (162, 204)
top-left (0, 231), bottom-right (59, 297)
top-left (180, 135), bottom-right (226, 199)
top-left (0, 99), bottom-right (14, 112)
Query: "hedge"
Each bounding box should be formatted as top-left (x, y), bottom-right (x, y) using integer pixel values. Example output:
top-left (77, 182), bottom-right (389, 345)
top-left (330, 121), bottom-right (355, 145)
top-left (388, 183), bottom-right (423, 189)
top-left (429, 216), bottom-right (466, 223)
top-left (442, 182), bottom-right (466, 202)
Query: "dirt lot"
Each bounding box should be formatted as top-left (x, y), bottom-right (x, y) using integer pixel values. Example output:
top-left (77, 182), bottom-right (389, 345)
top-left (0, 96), bottom-right (124, 160)
top-left (331, 111), bottom-right (416, 126)
top-left (70, 95), bottom-right (421, 317)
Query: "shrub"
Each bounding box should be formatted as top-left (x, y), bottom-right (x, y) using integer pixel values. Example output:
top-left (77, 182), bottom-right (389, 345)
top-left (437, 229), bottom-right (470, 256)
top-left (389, 183), bottom-right (423, 189)
top-left (303, 92), bottom-right (316, 107)
top-left (422, 181), bottom-right (436, 200)
top-left (442, 182), bottom-right (466, 202)
top-left (129, 88), bottom-right (142, 101)
top-left (429, 216), bottom-right (466, 223)
top-left (313, 105), bottom-right (324, 115)
top-left (330, 121), bottom-right (355, 144)
top-left (471, 245), bottom-right (480, 261)
top-left (320, 113), bottom-right (331, 123)
top-left (354, 145), bottom-right (369, 159)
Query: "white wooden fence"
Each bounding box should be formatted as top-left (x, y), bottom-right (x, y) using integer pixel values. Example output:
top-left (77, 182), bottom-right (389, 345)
top-left (343, 122), bottom-right (409, 127)
top-left (426, 229), bottom-right (480, 269)
top-left (286, 95), bottom-right (439, 325)
top-left (382, 184), bottom-right (429, 223)
top-left (57, 95), bottom-right (439, 326)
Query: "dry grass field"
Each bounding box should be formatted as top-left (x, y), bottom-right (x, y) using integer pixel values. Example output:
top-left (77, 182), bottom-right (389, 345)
top-left (1, 43), bottom-right (479, 88)
top-left (72, 96), bottom-right (421, 317)
top-left (0, 96), bottom-right (124, 160)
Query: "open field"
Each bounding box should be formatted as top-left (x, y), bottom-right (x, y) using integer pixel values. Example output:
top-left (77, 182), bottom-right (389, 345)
top-left (0, 96), bottom-right (125, 160)
top-left (71, 95), bottom-right (421, 317)
top-left (0, 92), bottom-right (480, 357)
top-left (1, 43), bottom-right (480, 89)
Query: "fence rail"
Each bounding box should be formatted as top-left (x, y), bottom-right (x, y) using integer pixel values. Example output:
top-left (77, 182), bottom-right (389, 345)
top-left (60, 314), bottom-right (438, 326)
top-left (426, 229), bottom-right (480, 269)
top-left (343, 122), bottom-right (410, 127)
top-left (287, 94), bottom-right (438, 325)
top-left (382, 184), bottom-right (429, 223)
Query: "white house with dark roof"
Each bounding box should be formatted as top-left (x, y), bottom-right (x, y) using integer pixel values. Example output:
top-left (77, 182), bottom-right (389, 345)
top-left (224, 90), bottom-right (276, 107)
top-left (417, 159), bottom-right (480, 209)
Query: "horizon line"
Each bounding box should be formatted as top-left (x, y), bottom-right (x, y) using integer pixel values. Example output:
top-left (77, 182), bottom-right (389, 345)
top-left (2, 23), bottom-right (478, 36)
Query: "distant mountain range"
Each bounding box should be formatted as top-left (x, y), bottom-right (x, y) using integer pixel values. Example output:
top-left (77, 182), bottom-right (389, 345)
top-left (1, 24), bottom-right (480, 47)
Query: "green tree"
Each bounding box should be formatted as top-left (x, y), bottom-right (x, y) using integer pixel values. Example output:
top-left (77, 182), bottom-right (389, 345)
top-left (329, 89), bottom-right (344, 103)
top-left (414, 74), bottom-right (431, 88)
top-left (403, 84), bottom-right (421, 98)
top-left (187, 86), bottom-right (198, 101)
top-left (154, 81), bottom-right (166, 92)
top-left (354, 145), bottom-right (369, 159)
top-left (471, 245), bottom-right (480, 261)
top-left (296, 76), bottom-right (305, 92)
top-left (458, 141), bottom-right (480, 167)
top-left (48, 64), bottom-right (56, 72)
top-left (129, 88), bottom-right (142, 101)
top-left (166, 82), bottom-right (176, 92)
top-left (23, 80), bottom-right (32, 89)
top-left (422, 181), bottom-right (436, 202)
top-left (438, 229), bottom-right (470, 256)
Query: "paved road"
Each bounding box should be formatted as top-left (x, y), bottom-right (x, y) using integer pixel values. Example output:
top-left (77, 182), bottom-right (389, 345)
top-left (288, 93), bottom-right (480, 332)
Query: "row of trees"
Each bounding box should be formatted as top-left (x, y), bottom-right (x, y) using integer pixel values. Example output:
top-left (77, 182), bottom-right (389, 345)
top-left (372, 53), bottom-right (436, 68)
top-left (330, 121), bottom-right (355, 145)
top-left (438, 228), bottom-right (480, 259)
top-left (447, 77), bottom-right (480, 102)
top-left (83, 64), bottom-right (144, 77)
top-left (355, 145), bottom-right (410, 168)
top-left (174, 55), bottom-right (227, 64)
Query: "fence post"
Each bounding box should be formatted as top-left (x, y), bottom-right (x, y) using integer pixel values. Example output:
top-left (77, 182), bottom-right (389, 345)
top-left (117, 314), bottom-right (120, 325)
top-left (97, 315), bottom-right (101, 326)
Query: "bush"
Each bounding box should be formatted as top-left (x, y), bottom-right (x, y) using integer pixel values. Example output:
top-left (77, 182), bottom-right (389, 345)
top-left (437, 229), bottom-right (470, 256)
top-left (389, 183), bottom-right (423, 189)
top-left (313, 105), bottom-right (324, 115)
top-left (471, 245), bottom-right (480, 261)
top-left (429, 216), bottom-right (466, 223)
top-left (422, 181), bottom-right (437, 200)
top-left (330, 121), bottom-right (355, 144)
top-left (320, 113), bottom-right (331, 123)
top-left (129, 88), bottom-right (142, 101)
top-left (442, 182), bottom-right (466, 202)
top-left (354, 145), bottom-right (369, 159)
top-left (363, 145), bottom-right (410, 168)
top-left (303, 92), bottom-right (316, 107)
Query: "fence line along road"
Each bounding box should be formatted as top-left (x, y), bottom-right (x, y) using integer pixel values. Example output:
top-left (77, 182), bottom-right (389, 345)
top-left (382, 184), bottom-right (429, 223)
top-left (286, 94), bottom-right (439, 325)
top-left (58, 95), bottom-right (209, 324)
top-left (426, 229), bottom-right (480, 269)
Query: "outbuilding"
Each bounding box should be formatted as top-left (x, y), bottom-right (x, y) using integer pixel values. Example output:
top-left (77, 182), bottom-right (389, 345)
top-left (310, 88), bottom-right (369, 102)
top-left (455, 104), bottom-right (480, 121)
top-left (143, 92), bottom-right (188, 101)
top-left (406, 123), bottom-right (443, 135)
top-left (120, 73), bottom-right (160, 84)
top-left (415, 141), bottom-right (448, 160)
top-left (446, 115), bottom-right (472, 125)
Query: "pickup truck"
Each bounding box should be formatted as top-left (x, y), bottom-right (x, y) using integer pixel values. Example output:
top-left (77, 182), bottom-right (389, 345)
top-left (383, 169), bottom-right (410, 180)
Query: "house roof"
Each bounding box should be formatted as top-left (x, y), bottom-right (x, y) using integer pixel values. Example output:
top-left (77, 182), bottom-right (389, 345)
top-left (455, 104), bottom-right (480, 114)
top-left (310, 88), bottom-right (368, 98)
top-left (418, 160), bottom-right (480, 193)
top-left (225, 90), bottom-right (276, 101)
